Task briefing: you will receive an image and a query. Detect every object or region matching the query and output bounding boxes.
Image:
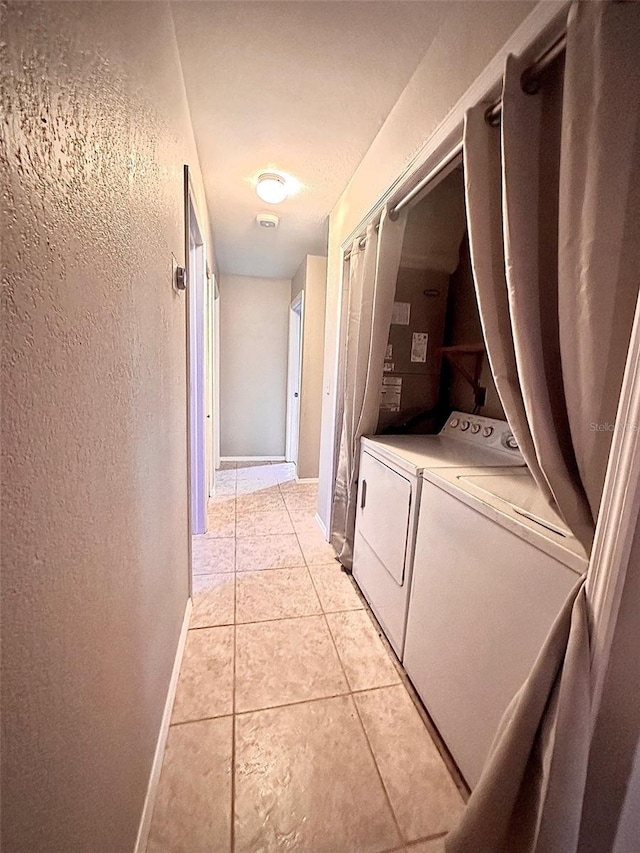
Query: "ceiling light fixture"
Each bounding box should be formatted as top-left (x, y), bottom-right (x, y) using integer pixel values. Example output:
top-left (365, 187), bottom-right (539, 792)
top-left (256, 172), bottom-right (288, 204)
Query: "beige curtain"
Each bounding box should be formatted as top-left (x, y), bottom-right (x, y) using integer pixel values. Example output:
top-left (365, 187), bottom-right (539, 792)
top-left (558, 0), bottom-right (640, 523)
top-left (331, 206), bottom-right (407, 568)
top-left (448, 2), bottom-right (640, 851)
top-left (465, 51), bottom-right (595, 551)
top-left (463, 102), bottom-right (551, 513)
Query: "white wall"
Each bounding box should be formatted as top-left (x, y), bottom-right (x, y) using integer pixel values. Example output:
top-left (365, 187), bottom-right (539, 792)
top-left (1, 2), bottom-right (212, 850)
top-left (219, 274), bottom-right (291, 457)
top-left (317, 0), bottom-right (538, 531)
top-left (292, 255), bottom-right (328, 478)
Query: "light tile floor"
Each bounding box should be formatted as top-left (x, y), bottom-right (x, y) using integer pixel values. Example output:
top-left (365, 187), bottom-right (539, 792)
top-left (147, 461), bottom-right (464, 853)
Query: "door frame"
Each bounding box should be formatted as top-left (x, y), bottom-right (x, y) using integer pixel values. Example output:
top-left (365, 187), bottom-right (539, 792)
top-left (207, 269), bottom-right (221, 495)
top-left (203, 264), bottom-right (220, 499)
top-left (185, 166), bottom-right (208, 538)
top-left (285, 292), bottom-right (304, 466)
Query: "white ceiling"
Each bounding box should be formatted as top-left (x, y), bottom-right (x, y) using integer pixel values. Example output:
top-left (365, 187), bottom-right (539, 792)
top-left (172, 1), bottom-right (446, 279)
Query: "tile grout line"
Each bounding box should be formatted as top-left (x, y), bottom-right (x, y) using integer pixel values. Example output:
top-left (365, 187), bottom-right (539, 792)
top-left (230, 633), bottom-right (237, 853)
top-left (208, 474), bottom-right (238, 853)
top-left (280, 482), bottom-right (324, 611)
top-left (351, 687), bottom-right (407, 847)
top-left (281, 469), bottom-right (408, 841)
top-left (319, 598), bottom-right (407, 846)
top-left (380, 830), bottom-right (449, 853)
top-left (281, 476), bottom-right (408, 846)
top-left (166, 680), bottom-right (414, 729)
top-left (281, 482), bottom-right (404, 841)
top-left (231, 484), bottom-right (237, 853)
top-left (190, 609), bottom-right (389, 635)
top-left (235, 476), bottom-right (317, 615)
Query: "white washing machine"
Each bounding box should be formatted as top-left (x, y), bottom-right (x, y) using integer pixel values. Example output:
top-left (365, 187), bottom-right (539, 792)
top-left (403, 465), bottom-right (588, 788)
top-left (352, 412), bottom-right (524, 658)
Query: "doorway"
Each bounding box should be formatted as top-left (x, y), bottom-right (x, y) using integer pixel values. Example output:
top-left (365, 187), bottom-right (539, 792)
top-left (204, 267), bottom-right (220, 499)
top-left (185, 166), bottom-right (213, 537)
top-left (285, 292), bottom-right (304, 467)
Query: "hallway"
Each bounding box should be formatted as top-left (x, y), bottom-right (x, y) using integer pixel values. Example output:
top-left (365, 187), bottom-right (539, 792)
top-left (146, 462), bottom-right (464, 852)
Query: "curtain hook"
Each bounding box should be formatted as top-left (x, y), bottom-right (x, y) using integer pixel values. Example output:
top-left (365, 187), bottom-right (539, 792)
top-left (484, 104), bottom-right (501, 127)
top-left (521, 68), bottom-right (541, 95)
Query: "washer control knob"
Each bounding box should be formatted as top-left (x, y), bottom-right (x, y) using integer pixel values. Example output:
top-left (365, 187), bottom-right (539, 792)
top-left (449, 418), bottom-right (459, 428)
top-left (505, 433), bottom-right (519, 450)
top-left (460, 420), bottom-right (470, 431)
top-left (482, 426), bottom-right (494, 438)
top-left (470, 423), bottom-right (481, 434)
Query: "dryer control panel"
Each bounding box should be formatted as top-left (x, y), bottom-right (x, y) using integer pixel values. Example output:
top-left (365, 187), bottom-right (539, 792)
top-left (440, 412), bottom-right (524, 461)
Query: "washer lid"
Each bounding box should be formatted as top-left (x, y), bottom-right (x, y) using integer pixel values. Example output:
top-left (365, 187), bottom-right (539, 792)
top-left (458, 470), bottom-right (570, 537)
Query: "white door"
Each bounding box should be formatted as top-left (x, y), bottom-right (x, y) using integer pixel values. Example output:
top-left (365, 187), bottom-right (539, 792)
top-left (285, 293), bottom-right (304, 465)
top-left (213, 275), bottom-right (221, 475)
top-left (203, 268), bottom-right (212, 498)
top-left (204, 269), bottom-right (219, 497)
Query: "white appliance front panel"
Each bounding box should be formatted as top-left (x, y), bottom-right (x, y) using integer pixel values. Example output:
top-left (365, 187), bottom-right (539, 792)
top-left (353, 531), bottom-right (408, 657)
top-left (356, 451), bottom-right (412, 585)
top-left (423, 467), bottom-right (587, 571)
top-left (404, 481), bottom-right (579, 788)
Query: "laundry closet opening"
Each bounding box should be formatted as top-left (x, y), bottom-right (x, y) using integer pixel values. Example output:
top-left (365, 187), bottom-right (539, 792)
top-left (376, 164), bottom-right (505, 438)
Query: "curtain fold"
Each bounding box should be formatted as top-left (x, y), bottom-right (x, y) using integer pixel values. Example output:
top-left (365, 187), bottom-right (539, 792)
top-left (331, 206), bottom-right (407, 568)
top-left (558, 0), bottom-right (640, 521)
top-left (501, 49), bottom-right (595, 551)
top-left (463, 103), bottom-right (548, 504)
top-left (449, 2), bottom-right (640, 851)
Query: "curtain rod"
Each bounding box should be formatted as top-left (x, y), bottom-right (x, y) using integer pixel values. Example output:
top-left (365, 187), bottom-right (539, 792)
top-left (388, 141), bottom-right (463, 221)
top-left (343, 27), bottom-right (567, 260)
top-left (343, 140), bottom-right (463, 260)
top-left (484, 31), bottom-right (567, 126)
top-left (344, 224), bottom-right (380, 262)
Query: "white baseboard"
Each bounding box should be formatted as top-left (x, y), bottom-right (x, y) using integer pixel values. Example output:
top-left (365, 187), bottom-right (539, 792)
top-left (220, 455), bottom-right (285, 462)
top-left (296, 477), bottom-right (319, 484)
top-left (315, 512), bottom-right (328, 539)
top-left (134, 597), bottom-right (192, 853)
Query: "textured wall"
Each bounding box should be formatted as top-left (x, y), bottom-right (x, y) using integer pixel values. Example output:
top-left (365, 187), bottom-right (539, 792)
top-left (219, 274), bottom-right (291, 458)
top-left (0, 2), bottom-right (210, 850)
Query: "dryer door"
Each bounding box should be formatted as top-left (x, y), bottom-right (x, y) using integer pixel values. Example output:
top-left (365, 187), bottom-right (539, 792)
top-left (357, 451), bottom-right (412, 584)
